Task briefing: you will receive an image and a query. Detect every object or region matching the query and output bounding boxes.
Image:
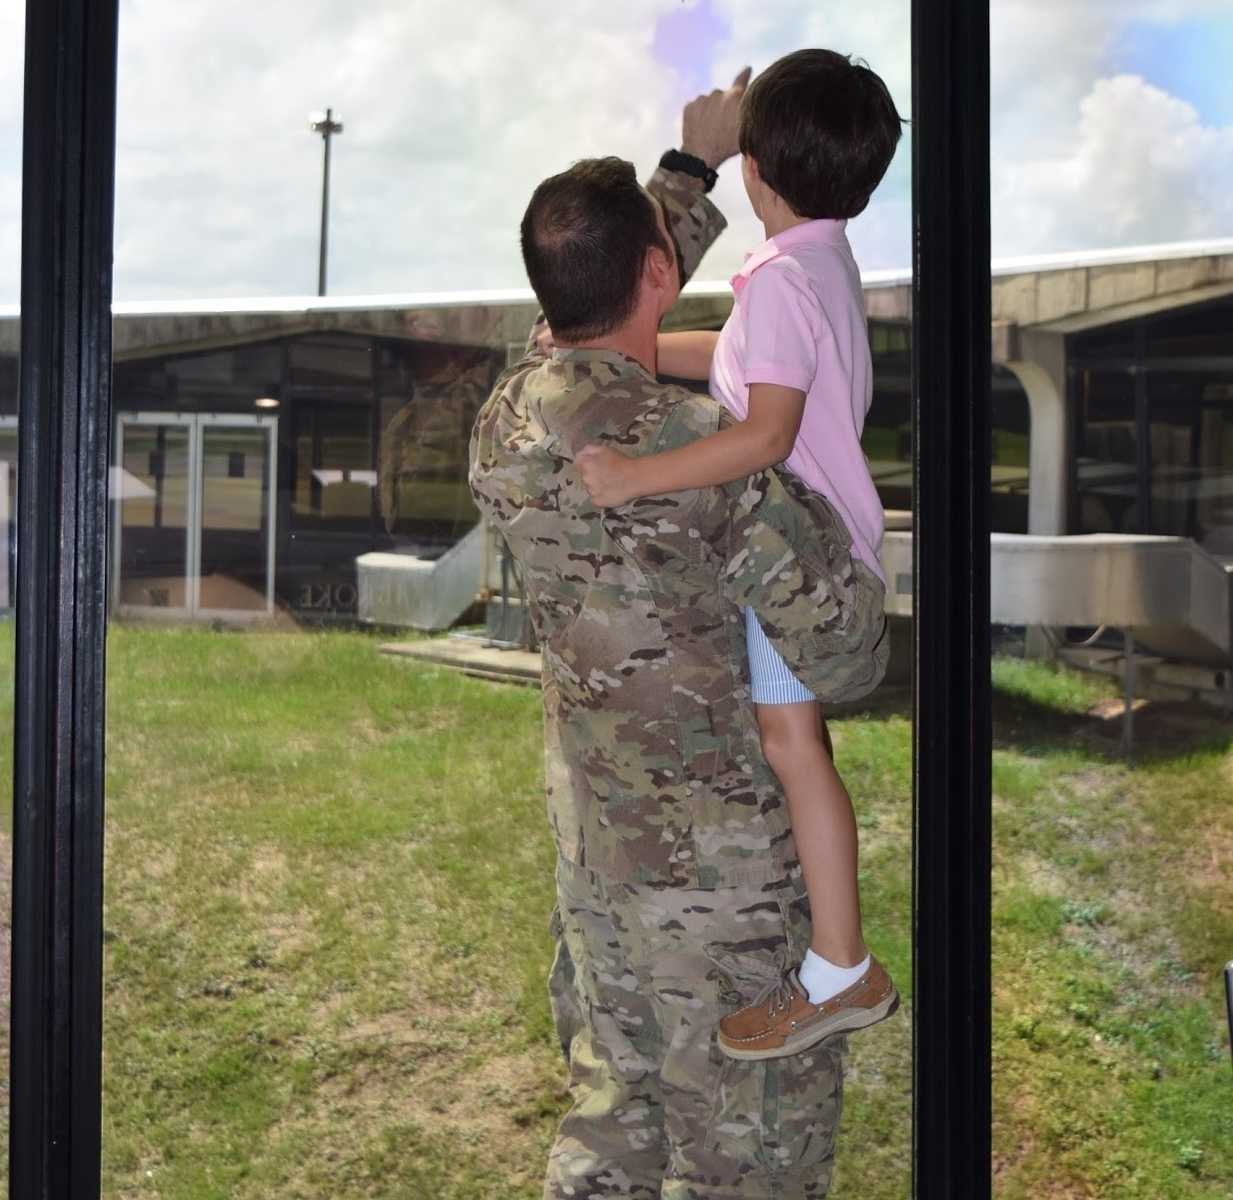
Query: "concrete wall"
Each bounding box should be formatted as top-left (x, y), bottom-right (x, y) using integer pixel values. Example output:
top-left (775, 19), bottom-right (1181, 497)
top-left (992, 251), bottom-right (1233, 326)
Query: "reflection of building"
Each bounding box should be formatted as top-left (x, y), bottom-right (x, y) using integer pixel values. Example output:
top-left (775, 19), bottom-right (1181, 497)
top-left (856, 239), bottom-right (1233, 558)
top-left (0, 295), bottom-right (535, 620)
top-left (0, 238), bottom-right (1229, 645)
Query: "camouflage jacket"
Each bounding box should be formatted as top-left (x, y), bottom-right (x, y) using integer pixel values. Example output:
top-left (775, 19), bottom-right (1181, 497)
top-left (469, 167), bottom-right (888, 888)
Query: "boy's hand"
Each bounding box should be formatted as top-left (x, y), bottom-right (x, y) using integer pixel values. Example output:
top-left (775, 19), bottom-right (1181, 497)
top-left (575, 443), bottom-right (638, 508)
top-left (534, 323), bottom-right (556, 355)
top-left (682, 66), bottom-right (753, 169)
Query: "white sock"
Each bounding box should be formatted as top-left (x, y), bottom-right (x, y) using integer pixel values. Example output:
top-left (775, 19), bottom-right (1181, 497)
top-left (798, 948), bottom-right (871, 1005)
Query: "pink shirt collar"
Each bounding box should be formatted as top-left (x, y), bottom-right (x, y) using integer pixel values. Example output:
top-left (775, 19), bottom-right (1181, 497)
top-left (731, 218), bottom-right (848, 293)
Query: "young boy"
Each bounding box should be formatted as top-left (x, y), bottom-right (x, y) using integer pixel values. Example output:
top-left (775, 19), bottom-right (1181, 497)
top-left (575, 49), bottom-right (904, 1060)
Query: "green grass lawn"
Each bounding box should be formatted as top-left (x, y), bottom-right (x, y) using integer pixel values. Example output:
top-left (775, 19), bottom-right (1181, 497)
top-left (0, 627), bottom-right (1231, 1197)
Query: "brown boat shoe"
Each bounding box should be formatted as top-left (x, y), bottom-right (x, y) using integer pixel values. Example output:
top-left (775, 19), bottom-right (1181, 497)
top-left (717, 956), bottom-right (900, 1061)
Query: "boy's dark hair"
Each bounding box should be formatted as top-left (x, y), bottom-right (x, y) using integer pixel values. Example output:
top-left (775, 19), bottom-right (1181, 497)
top-left (739, 49), bottom-right (904, 220)
top-left (520, 157), bottom-right (671, 342)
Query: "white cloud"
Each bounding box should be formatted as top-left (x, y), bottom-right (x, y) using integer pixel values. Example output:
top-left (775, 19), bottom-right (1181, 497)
top-left (993, 73), bottom-right (1233, 254)
top-left (0, 4), bottom-right (23, 302)
top-left (83, 0), bottom-right (921, 299)
top-left (0, 0), bottom-right (1230, 303)
top-left (988, 0), bottom-right (1233, 254)
top-left (107, 0), bottom-right (684, 299)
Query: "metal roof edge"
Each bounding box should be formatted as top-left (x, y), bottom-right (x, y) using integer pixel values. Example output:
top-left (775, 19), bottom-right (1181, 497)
top-left (1, 236), bottom-right (1230, 319)
top-left (989, 236), bottom-right (1233, 278)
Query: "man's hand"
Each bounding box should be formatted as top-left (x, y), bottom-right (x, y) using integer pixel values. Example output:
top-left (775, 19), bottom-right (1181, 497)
top-left (576, 443), bottom-right (639, 508)
top-left (681, 66), bottom-right (753, 170)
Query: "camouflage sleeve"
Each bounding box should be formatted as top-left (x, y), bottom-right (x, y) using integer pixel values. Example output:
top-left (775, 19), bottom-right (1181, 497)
top-left (646, 166), bottom-right (727, 286)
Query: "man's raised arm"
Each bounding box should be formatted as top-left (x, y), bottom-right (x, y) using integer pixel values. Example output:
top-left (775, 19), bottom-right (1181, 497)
top-left (647, 65), bottom-right (749, 287)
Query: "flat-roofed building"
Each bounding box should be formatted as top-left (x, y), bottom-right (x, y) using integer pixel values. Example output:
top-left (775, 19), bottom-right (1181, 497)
top-left (0, 238), bottom-right (1229, 677)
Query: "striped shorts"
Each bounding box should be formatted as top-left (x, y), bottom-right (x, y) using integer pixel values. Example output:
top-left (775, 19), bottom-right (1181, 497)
top-left (744, 606), bottom-right (817, 705)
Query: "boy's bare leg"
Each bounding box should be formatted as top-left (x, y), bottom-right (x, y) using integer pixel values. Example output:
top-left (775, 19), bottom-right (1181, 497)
top-left (715, 701), bottom-right (900, 1058)
top-left (755, 700), bottom-right (865, 967)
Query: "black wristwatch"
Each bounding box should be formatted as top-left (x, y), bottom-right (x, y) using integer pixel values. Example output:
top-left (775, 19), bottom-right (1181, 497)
top-left (659, 148), bottom-right (719, 193)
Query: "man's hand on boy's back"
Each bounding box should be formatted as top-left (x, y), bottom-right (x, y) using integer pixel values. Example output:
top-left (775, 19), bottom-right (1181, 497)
top-left (681, 66), bottom-right (752, 169)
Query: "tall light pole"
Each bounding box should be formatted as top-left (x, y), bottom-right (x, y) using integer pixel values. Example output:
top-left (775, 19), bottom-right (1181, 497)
top-left (309, 107), bottom-right (344, 296)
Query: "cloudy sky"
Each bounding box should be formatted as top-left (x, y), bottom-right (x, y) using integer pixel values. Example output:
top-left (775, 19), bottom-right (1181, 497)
top-left (0, 0), bottom-right (1230, 303)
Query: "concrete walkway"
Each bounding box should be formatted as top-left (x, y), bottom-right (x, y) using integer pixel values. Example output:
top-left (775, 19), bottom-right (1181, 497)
top-left (379, 636), bottom-right (542, 686)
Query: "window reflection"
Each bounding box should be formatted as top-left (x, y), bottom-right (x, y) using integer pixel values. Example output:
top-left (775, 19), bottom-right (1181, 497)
top-left (80, 6), bottom-right (920, 1194)
top-left (199, 422), bottom-right (274, 612)
top-left (376, 341), bottom-right (490, 545)
top-left (1076, 368), bottom-right (1139, 533)
top-left (115, 419), bottom-right (192, 610)
top-left (1073, 298), bottom-right (1233, 544)
top-left (990, 372), bottom-right (1030, 534)
top-left (864, 320), bottom-right (912, 517)
top-left (1148, 373), bottom-right (1233, 545)
top-left (861, 323), bottom-right (1031, 532)
top-left (291, 401), bottom-right (374, 528)
top-left (94, 330), bottom-right (504, 619)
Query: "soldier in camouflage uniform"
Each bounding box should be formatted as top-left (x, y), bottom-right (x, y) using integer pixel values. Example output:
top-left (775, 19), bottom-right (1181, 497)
top-left (378, 347), bottom-right (495, 537)
top-left (469, 78), bottom-right (887, 1199)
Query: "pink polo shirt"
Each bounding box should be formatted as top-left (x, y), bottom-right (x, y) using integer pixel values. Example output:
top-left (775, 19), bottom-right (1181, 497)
top-left (709, 219), bottom-right (886, 587)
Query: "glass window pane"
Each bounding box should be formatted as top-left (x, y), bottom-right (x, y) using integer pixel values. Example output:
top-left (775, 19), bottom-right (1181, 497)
top-left (115, 422), bottom-right (192, 610)
top-left (991, 6), bottom-right (1233, 1193)
top-left (290, 402), bottom-right (374, 528)
top-left (200, 423), bottom-right (274, 611)
top-left (863, 321), bottom-right (912, 517)
top-left (105, 5), bottom-right (915, 1196)
top-left (991, 366), bottom-right (1031, 534)
top-left (376, 341), bottom-right (491, 546)
top-left (1147, 371), bottom-right (1233, 543)
top-left (1076, 368), bottom-right (1139, 534)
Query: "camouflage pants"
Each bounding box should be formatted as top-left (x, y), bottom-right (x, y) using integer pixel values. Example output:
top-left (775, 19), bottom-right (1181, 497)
top-left (545, 855), bottom-right (848, 1199)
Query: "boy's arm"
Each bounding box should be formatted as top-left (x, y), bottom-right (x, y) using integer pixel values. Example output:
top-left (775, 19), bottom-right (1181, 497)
top-left (580, 261), bottom-right (824, 504)
top-left (522, 311), bottom-right (552, 361)
top-left (657, 330), bottom-right (720, 380)
top-left (577, 383), bottom-right (805, 506)
top-left (600, 397), bottom-right (886, 705)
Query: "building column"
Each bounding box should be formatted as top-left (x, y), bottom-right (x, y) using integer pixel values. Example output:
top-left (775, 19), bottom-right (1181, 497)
top-left (1005, 328), bottom-right (1069, 658)
top-left (1005, 328), bottom-right (1068, 536)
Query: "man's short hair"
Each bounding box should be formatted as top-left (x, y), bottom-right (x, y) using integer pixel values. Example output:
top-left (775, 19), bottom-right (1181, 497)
top-left (739, 49), bottom-right (904, 220)
top-left (520, 157), bottom-right (671, 342)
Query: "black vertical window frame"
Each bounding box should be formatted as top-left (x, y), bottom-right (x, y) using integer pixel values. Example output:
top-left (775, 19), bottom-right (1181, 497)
top-left (911, 3), bottom-right (993, 1198)
top-left (10, 0), bottom-right (119, 1196)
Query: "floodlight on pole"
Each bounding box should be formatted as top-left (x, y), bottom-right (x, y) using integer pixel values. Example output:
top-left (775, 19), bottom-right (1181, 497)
top-left (309, 107), bottom-right (344, 296)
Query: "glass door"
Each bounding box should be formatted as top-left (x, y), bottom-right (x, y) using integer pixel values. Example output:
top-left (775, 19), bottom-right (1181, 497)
top-left (196, 416), bottom-right (277, 616)
top-left (113, 412), bottom-right (195, 616)
top-left (113, 413), bottom-right (277, 618)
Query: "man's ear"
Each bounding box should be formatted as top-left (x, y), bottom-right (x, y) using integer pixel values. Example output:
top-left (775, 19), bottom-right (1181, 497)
top-left (644, 242), bottom-right (675, 294)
